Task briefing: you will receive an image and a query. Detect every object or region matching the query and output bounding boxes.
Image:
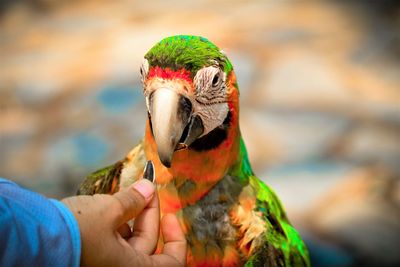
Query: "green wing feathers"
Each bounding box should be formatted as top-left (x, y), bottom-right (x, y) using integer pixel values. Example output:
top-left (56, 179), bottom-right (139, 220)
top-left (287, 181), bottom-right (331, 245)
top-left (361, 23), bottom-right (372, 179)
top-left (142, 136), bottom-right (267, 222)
top-left (245, 177), bottom-right (310, 267)
top-left (77, 142), bottom-right (146, 195)
top-left (77, 162), bottom-right (123, 195)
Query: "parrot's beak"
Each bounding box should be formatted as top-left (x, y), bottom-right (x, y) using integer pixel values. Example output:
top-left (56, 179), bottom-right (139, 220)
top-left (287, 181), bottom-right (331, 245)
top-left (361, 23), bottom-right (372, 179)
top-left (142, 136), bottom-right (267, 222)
top-left (149, 88), bottom-right (204, 168)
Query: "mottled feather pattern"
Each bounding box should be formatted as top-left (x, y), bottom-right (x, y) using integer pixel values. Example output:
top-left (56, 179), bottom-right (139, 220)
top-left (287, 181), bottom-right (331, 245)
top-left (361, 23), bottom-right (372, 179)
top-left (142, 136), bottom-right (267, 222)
top-left (183, 175), bottom-right (242, 265)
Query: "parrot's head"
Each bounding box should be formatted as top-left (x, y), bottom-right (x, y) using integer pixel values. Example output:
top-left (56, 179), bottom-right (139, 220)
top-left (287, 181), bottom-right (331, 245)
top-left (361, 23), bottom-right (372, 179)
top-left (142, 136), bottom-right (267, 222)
top-left (141, 35), bottom-right (239, 168)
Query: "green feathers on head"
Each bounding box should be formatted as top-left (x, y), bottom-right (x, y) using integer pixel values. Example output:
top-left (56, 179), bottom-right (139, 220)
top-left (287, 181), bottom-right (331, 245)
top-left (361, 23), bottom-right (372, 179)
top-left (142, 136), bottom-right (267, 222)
top-left (145, 35), bottom-right (233, 76)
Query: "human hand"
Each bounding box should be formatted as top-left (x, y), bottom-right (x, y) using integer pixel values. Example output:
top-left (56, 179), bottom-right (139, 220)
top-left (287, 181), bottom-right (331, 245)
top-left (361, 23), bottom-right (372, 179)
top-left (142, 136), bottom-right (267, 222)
top-left (62, 179), bottom-right (186, 267)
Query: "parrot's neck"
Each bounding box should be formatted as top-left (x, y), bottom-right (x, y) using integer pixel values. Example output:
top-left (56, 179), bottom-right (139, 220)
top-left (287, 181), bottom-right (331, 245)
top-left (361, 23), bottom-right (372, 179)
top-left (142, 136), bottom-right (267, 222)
top-left (143, 104), bottom-right (249, 213)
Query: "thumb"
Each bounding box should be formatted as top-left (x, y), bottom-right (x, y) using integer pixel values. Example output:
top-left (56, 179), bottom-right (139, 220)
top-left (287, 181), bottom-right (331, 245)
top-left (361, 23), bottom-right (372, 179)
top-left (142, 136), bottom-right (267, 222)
top-left (111, 179), bottom-right (155, 228)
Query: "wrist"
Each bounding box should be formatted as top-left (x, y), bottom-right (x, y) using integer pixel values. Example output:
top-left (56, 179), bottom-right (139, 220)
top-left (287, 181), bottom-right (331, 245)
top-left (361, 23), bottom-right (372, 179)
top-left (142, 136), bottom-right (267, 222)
top-left (51, 200), bottom-right (82, 267)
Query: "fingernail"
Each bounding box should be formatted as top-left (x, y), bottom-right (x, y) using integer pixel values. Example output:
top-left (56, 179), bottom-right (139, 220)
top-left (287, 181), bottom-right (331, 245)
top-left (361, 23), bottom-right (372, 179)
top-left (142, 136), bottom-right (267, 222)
top-left (132, 179), bottom-right (154, 199)
top-left (143, 160), bottom-right (155, 183)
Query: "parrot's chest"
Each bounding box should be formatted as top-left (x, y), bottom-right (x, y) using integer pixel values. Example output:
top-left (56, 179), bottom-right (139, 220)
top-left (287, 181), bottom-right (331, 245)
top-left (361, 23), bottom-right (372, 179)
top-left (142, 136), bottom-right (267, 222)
top-left (180, 175), bottom-right (245, 265)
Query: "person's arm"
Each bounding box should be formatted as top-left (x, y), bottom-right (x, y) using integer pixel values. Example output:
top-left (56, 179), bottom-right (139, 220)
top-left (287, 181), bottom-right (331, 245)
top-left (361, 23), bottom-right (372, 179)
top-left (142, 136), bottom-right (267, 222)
top-left (0, 176), bottom-right (186, 267)
top-left (0, 178), bottom-right (80, 267)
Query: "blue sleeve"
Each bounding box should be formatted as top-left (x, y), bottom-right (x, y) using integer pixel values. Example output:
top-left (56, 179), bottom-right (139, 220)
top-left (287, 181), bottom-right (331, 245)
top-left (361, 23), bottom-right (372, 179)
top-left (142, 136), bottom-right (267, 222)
top-left (0, 178), bottom-right (81, 267)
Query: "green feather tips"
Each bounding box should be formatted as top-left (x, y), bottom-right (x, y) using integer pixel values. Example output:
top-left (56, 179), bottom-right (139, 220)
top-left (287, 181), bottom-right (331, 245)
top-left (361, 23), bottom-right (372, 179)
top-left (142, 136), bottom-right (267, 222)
top-left (230, 138), bottom-right (254, 185)
top-left (145, 35), bottom-right (233, 76)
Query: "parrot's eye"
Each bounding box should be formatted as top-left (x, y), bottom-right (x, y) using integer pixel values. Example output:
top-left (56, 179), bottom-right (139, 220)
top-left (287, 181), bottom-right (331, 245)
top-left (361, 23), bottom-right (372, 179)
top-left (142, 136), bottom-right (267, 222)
top-left (212, 73), bottom-right (220, 87)
top-left (194, 66), bottom-right (226, 105)
top-left (140, 59), bottom-right (149, 84)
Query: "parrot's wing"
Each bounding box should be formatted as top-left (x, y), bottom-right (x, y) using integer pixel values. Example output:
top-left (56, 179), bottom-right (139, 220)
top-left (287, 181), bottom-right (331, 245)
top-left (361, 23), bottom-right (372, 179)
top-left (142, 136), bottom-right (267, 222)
top-left (245, 237), bottom-right (309, 267)
top-left (77, 141), bottom-right (146, 195)
top-left (243, 176), bottom-right (310, 267)
top-left (244, 208), bottom-right (310, 267)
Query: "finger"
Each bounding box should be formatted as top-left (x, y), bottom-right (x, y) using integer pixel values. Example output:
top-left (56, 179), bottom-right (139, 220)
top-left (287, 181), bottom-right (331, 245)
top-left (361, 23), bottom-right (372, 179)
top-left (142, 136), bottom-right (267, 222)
top-left (117, 223), bottom-right (132, 239)
top-left (150, 254), bottom-right (184, 267)
top-left (129, 190), bottom-right (160, 254)
top-left (111, 179), bottom-right (155, 228)
top-left (106, 236), bottom-right (144, 267)
top-left (160, 214), bottom-right (187, 266)
top-left (109, 243), bottom-right (184, 267)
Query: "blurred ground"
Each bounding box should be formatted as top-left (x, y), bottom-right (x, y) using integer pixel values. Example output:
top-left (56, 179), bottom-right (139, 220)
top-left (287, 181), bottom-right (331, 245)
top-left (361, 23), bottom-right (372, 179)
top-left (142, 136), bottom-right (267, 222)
top-left (0, 1), bottom-right (399, 266)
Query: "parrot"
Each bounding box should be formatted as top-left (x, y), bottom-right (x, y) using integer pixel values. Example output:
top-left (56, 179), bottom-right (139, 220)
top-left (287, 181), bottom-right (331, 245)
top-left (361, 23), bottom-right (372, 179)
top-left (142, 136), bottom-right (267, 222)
top-left (78, 35), bottom-right (310, 267)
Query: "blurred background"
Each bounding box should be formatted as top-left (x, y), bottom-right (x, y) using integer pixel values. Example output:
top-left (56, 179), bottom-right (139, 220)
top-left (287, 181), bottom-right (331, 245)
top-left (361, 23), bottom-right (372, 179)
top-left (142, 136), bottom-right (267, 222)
top-left (0, 1), bottom-right (399, 266)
